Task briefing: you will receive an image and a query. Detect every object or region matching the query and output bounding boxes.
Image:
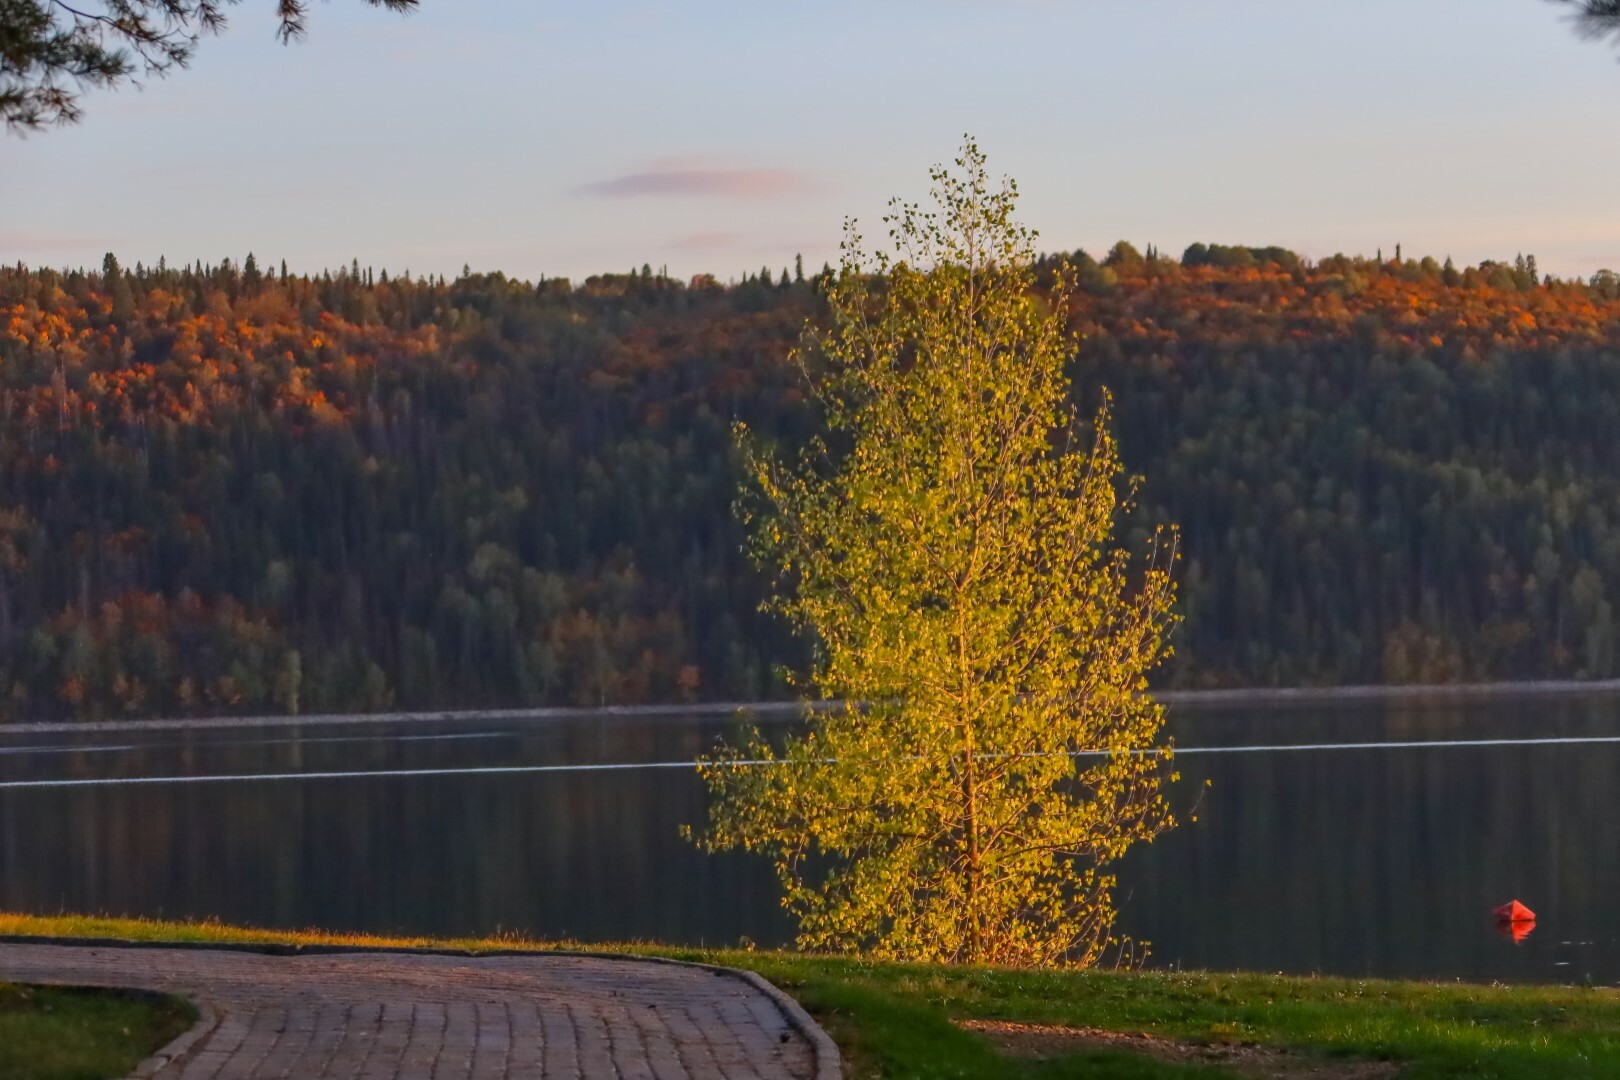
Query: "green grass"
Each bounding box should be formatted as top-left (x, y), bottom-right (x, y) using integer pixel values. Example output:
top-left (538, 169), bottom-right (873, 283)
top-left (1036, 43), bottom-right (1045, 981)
top-left (5, 913), bottom-right (1620, 1077)
top-left (0, 981), bottom-right (194, 1080)
top-left (711, 952), bottom-right (1620, 1078)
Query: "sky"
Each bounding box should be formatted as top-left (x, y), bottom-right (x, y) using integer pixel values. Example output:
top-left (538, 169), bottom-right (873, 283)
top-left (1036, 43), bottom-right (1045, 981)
top-left (4, 0), bottom-right (1620, 283)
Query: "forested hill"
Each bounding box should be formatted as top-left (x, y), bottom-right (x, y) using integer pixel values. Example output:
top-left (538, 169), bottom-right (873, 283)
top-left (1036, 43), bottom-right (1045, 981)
top-left (3, 246), bottom-right (1620, 721)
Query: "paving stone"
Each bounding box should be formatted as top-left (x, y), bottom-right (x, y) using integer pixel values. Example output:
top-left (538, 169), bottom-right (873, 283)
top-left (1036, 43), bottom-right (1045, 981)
top-left (0, 943), bottom-right (827, 1079)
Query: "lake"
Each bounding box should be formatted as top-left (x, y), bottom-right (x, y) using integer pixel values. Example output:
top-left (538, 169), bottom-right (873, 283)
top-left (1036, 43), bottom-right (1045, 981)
top-left (2, 695), bottom-right (1617, 986)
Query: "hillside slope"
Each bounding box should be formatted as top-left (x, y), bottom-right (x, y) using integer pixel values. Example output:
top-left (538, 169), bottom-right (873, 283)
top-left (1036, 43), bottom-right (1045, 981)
top-left (2, 249), bottom-right (1618, 719)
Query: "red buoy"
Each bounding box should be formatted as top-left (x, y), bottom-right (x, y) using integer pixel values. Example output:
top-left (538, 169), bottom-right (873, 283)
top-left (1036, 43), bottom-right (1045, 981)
top-left (1493, 899), bottom-right (1536, 923)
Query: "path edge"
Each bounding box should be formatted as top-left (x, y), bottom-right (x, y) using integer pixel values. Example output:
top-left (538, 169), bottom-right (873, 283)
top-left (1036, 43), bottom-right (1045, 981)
top-left (719, 965), bottom-right (843, 1080)
top-left (0, 935), bottom-right (842, 1080)
top-left (127, 995), bottom-right (219, 1078)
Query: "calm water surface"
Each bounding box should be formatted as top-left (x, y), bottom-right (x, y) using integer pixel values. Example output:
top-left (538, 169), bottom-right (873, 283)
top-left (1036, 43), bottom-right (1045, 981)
top-left (2, 696), bottom-right (1617, 986)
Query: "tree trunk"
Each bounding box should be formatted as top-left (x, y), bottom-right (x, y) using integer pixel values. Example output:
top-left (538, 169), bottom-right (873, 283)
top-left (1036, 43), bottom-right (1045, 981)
top-left (964, 724), bottom-right (981, 962)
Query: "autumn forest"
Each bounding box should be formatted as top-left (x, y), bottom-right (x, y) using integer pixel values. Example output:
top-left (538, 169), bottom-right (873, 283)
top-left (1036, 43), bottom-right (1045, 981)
top-left (3, 244), bottom-right (1620, 721)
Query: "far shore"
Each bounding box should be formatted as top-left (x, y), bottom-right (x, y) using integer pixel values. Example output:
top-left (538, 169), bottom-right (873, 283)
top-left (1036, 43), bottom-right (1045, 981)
top-left (1158, 677), bottom-right (1620, 707)
top-left (4, 678), bottom-right (1620, 736)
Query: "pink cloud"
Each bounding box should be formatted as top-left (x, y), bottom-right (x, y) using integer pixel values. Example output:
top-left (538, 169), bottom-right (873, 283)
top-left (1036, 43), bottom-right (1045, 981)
top-left (668, 231), bottom-right (740, 251)
top-left (579, 163), bottom-right (812, 200)
top-left (0, 231), bottom-right (111, 253)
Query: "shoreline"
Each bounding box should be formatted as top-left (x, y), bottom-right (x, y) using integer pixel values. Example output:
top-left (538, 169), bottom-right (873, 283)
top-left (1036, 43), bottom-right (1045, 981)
top-left (1156, 677), bottom-right (1620, 708)
top-left (3, 679), bottom-right (1620, 735)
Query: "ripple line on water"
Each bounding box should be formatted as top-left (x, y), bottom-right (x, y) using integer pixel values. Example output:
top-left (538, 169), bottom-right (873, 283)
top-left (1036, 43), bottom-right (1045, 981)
top-left (0, 731), bottom-right (518, 757)
top-left (1173, 734), bottom-right (1620, 754)
top-left (0, 760), bottom-right (720, 789)
top-left (4, 733), bottom-right (1620, 788)
top-left (0, 743), bottom-right (138, 756)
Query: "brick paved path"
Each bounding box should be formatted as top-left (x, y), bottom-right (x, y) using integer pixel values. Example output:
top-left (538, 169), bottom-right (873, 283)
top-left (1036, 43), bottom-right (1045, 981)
top-left (0, 942), bottom-right (837, 1079)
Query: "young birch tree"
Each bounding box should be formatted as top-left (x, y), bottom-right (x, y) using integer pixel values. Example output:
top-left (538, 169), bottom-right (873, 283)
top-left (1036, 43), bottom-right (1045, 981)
top-left (695, 140), bottom-right (1180, 968)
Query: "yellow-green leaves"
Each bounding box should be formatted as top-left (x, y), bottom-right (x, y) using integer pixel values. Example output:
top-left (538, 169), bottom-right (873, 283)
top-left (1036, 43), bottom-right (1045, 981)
top-left (696, 139), bottom-right (1180, 969)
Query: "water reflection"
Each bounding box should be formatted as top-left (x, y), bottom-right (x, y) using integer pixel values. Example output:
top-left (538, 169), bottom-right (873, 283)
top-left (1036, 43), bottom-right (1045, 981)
top-left (1, 697), bottom-right (1617, 984)
top-left (1497, 919), bottom-right (1536, 944)
top-left (0, 716), bottom-right (789, 947)
top-left (1117, 698), bottom-right (1620, 985)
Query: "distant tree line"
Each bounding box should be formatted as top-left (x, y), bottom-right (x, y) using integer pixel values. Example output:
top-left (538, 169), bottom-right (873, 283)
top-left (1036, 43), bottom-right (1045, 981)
top-left (2, 244), bottom-right (1619, 719)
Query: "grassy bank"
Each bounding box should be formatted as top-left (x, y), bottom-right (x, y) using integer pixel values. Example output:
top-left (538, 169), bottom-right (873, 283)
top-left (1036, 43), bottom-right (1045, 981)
top-left (4, 914), bottom-right (1619, 1078)
top-left (0, 980), bottom-right (193, 1080)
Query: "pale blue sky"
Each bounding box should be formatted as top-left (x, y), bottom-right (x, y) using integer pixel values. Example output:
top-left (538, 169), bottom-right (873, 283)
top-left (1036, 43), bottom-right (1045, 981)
top-left (4, 0), bottom-right (1618, 282)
